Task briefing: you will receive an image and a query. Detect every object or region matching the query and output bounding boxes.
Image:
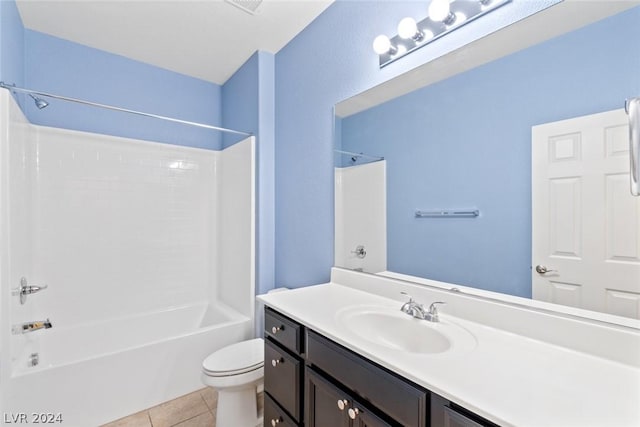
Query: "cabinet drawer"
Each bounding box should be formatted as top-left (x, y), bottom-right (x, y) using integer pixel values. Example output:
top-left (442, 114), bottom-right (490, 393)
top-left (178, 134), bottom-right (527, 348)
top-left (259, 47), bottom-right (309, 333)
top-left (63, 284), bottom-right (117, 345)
top-left (443, 406), bottom-right (486, 427)
top-left (264, 393), bottom-right (299, 427)
top-left (432, 394), bottom-right (499, 427)
top-left (265, 339), bottom-right (302, 422)
top-left (265, 308), bottom-right (304, 354)
top-left (306, 330), bottom-right (427, 427)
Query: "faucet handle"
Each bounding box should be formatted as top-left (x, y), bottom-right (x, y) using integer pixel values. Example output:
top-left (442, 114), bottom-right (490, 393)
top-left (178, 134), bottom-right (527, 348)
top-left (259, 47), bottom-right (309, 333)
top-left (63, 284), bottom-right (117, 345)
top-left (400, 292), bottom-right (414, 314)
top-left (426, 301), bottom-right (446, 322)
top-left (13, 277), bottom-right (48, 305)
top-left (400, 291), bottom-right (414, 302)
top-left (428, 301), bottom-right (446, 314)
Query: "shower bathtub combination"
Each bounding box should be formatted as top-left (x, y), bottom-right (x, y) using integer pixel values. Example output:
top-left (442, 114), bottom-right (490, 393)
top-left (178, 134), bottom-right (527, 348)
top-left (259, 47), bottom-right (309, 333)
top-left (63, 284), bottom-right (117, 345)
top-left (0, 88), bottom-right (256, 426)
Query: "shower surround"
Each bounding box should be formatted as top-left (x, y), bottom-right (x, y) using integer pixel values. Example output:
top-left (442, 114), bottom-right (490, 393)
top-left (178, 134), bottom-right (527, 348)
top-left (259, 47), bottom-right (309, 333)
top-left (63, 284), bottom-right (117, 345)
top-left (0, 90), bottom-right (255, 426)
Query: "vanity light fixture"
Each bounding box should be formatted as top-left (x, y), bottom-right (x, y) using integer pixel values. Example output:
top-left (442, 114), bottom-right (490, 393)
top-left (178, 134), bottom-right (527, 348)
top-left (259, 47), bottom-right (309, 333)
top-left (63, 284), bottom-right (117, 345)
top-left (398, 17), bottom-right (424, 42)
top-left (373, 0), bottom-right (511, 68)
top-left (372, 34), bottom-right (397, 55)
top-left (428, 0), bottom-right (455, 25)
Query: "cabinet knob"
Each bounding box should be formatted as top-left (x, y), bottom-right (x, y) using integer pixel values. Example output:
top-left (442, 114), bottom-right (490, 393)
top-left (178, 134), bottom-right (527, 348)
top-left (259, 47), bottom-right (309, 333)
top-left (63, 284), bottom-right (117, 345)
top-left (348, 408), bottom-right (360, 420)
top-left (271, 325), bottom-right (284, 334)
top-left (270, 417), bottom-right (282, 426)
top-left (337, 399), bottom-right (348, 411)
top-left (271, 357), bottom-right (283, 367)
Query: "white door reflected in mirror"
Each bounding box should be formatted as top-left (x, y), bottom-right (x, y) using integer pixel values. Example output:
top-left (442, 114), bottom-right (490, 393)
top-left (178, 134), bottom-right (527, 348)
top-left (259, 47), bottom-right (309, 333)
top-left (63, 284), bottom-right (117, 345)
top-left (532, 109), bottom-right (640, 319)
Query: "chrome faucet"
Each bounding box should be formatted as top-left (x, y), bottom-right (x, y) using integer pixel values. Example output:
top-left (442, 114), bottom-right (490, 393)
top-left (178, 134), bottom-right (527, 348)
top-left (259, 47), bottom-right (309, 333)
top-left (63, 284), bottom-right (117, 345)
top-left (400, 292), bottom-right (446, 322)
top-left (12, 319), bottom-right (52, 335)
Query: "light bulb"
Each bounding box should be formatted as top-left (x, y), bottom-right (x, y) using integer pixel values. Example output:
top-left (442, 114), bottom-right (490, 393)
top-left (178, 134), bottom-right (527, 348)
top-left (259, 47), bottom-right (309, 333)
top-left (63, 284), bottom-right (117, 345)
top-left (397, 17), bottom-right (418, 39)
top-left (428, 0), bottom-right (451, 22)
top-left (454, 12), bottom-right (467, 24)
top-left (373, 34), bottom-right (392, 55)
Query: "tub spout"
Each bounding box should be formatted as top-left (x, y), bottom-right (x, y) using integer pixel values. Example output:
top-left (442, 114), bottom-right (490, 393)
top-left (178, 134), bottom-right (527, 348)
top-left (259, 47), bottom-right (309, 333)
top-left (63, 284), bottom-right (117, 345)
top-left (12, 319), bottom-right (52, 334)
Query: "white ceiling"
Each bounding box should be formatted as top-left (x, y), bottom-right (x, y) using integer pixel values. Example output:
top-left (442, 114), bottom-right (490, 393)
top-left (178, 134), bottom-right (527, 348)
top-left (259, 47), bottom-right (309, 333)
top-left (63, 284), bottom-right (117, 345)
top-left (16, 0), bottom-right (334, 85)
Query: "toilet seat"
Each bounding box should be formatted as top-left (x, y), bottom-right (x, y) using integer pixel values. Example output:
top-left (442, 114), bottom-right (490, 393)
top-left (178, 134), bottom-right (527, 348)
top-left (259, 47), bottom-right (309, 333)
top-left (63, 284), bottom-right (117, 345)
top-left (202, 338), bottom-right (264, 377)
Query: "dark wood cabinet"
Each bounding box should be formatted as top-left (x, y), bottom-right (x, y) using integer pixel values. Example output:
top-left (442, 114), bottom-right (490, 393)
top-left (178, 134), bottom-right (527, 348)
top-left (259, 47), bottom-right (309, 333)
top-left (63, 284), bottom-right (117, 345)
top-left (353, 410), bottom-right (393, 427)
top-left (306, 368), bottom-right (392, 427)
top-left (305, 368), bottom-right (350, 427)
top-left (265, 307), bottom-right (304, 354)
top-left (264, 308), bottom-right (305, 426)
top-left (306, 330), bottom-right (427, 427)
top-left (265, 339), bottom-right (302, 422)
top-left (264, 393), bottom-right (298, 427)
top-left (263, 307), bottom-right (499, 427)
top-left (431, 394), bottom-right (498, 427)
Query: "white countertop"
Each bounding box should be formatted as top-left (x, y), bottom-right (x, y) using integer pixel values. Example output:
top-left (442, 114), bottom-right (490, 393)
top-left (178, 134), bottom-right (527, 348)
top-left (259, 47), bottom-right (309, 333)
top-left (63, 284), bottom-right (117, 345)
top-left (258, 282), bottom-right (640, 427)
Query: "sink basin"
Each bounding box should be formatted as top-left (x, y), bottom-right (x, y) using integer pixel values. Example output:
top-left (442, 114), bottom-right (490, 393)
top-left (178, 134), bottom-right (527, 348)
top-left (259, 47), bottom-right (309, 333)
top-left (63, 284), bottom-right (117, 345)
top-left (336, 306), bottom-right (476, 355)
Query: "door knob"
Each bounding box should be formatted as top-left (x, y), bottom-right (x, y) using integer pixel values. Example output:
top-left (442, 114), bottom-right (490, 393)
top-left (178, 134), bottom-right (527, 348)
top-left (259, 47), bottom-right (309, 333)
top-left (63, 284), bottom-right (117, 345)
top-left (535, 265), bottom-right (557, 274)
top-left (337, 399), bottom-right (348, 411)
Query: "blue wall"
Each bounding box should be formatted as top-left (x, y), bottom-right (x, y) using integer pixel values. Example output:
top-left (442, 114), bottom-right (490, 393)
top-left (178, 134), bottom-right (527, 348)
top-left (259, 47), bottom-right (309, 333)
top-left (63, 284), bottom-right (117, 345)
top-left (0, 0), bottom-right (25, 107)
top-left (2, 2), bottom-right (224, 150)
top-left (222, 51), bottom-right (276, 296)
top-left (341, 7), bottom-right (640, 297)
top-left (222, 53), bottom-right (259, 149)
top-left (23, 30), bottom-right (223, 149)
top-left (274, 0), bottom-right (559, 288)
top-left (3, 0), bottom-right (569, 294)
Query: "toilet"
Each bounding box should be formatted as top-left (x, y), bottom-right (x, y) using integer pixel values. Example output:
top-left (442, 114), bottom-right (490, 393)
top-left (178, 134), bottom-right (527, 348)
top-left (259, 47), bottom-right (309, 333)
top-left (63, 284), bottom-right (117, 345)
top-left (201, 338), bottom-right (264, 427)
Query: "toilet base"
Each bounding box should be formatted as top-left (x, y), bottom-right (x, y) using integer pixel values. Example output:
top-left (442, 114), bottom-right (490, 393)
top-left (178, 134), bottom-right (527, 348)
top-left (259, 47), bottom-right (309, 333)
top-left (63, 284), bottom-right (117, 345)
top-left (215, 385), bottom-right (263, 427)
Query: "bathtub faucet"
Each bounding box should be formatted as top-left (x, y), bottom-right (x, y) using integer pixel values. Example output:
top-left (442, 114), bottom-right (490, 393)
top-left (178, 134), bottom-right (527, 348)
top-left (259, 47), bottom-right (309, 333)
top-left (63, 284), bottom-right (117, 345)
top-left (12, 319), bottom-right (52, 335)
top-left (13, 277), bottom-right (49, 305)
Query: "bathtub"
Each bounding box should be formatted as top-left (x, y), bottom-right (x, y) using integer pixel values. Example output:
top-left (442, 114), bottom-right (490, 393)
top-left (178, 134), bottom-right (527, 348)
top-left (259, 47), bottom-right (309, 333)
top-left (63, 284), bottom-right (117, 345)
top-left (2, 302), bottom-right (253, 426)
top-left (0, 91), bottom-right (256, 426)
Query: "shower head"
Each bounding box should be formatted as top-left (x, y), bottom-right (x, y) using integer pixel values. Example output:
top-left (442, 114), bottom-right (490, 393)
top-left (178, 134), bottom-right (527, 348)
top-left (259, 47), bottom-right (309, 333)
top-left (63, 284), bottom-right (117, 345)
top-left (29, 93), bottom-right (49, 109)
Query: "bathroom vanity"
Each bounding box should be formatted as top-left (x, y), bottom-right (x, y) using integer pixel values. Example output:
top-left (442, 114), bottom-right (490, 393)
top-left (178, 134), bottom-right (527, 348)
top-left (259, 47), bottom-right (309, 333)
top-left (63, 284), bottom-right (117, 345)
top-left (264, 306), bottom-right (493, 427)
top-left (259, 268), bottom-right (640, 427)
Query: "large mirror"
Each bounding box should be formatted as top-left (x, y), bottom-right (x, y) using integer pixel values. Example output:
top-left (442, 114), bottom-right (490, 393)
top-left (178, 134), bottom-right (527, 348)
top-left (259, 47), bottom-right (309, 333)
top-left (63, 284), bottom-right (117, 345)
top-left (334, 2), bottom-right (640, 324)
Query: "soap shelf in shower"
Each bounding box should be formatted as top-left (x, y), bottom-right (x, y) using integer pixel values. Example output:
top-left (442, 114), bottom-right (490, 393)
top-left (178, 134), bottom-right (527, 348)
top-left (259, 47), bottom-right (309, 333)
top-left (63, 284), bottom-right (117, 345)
top-left (415, 209), bottom-right (480, 218)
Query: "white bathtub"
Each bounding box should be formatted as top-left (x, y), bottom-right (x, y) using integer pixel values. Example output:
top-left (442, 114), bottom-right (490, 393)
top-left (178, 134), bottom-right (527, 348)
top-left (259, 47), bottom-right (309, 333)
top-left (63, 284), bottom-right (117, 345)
top-left (0, 91), bottom-right (256, 427)
top-left (3, 302), bottom-right (253, 426)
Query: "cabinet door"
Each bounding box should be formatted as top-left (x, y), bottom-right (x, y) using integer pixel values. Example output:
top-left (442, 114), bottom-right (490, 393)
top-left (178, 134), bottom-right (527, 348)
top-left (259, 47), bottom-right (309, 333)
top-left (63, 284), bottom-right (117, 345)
top-left (305, 368), bottom-right (350, 427)
top-left (306, 368), bottom-right (394, 427)
top-left (351, 405), bottom-right (393, 427)
top-left (306, 330), bottom-right (427, 427)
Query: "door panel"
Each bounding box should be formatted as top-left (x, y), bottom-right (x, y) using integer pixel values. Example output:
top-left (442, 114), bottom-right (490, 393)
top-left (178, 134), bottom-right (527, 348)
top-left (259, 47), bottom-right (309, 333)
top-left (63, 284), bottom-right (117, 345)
top-left (532, 109), bottom-right (640, 318)
top-left (305, 368), bottom-right (349, 427)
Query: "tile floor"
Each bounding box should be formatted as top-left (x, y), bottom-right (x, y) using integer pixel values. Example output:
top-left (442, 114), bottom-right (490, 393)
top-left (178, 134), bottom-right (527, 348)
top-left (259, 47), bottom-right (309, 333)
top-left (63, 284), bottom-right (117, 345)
top-left (102, 388), bottom-right (264, 427)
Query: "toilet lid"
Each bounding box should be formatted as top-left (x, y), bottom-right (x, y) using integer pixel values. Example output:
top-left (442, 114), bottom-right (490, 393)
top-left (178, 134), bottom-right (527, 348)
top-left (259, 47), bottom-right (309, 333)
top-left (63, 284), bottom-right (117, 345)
top-left (203, 338), bottom-right (264, 376)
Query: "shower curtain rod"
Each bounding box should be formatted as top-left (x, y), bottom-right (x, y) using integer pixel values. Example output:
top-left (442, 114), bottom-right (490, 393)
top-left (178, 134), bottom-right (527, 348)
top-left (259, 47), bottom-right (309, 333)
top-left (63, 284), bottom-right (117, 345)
top-left (0, 82), bottom-right (253, 137)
